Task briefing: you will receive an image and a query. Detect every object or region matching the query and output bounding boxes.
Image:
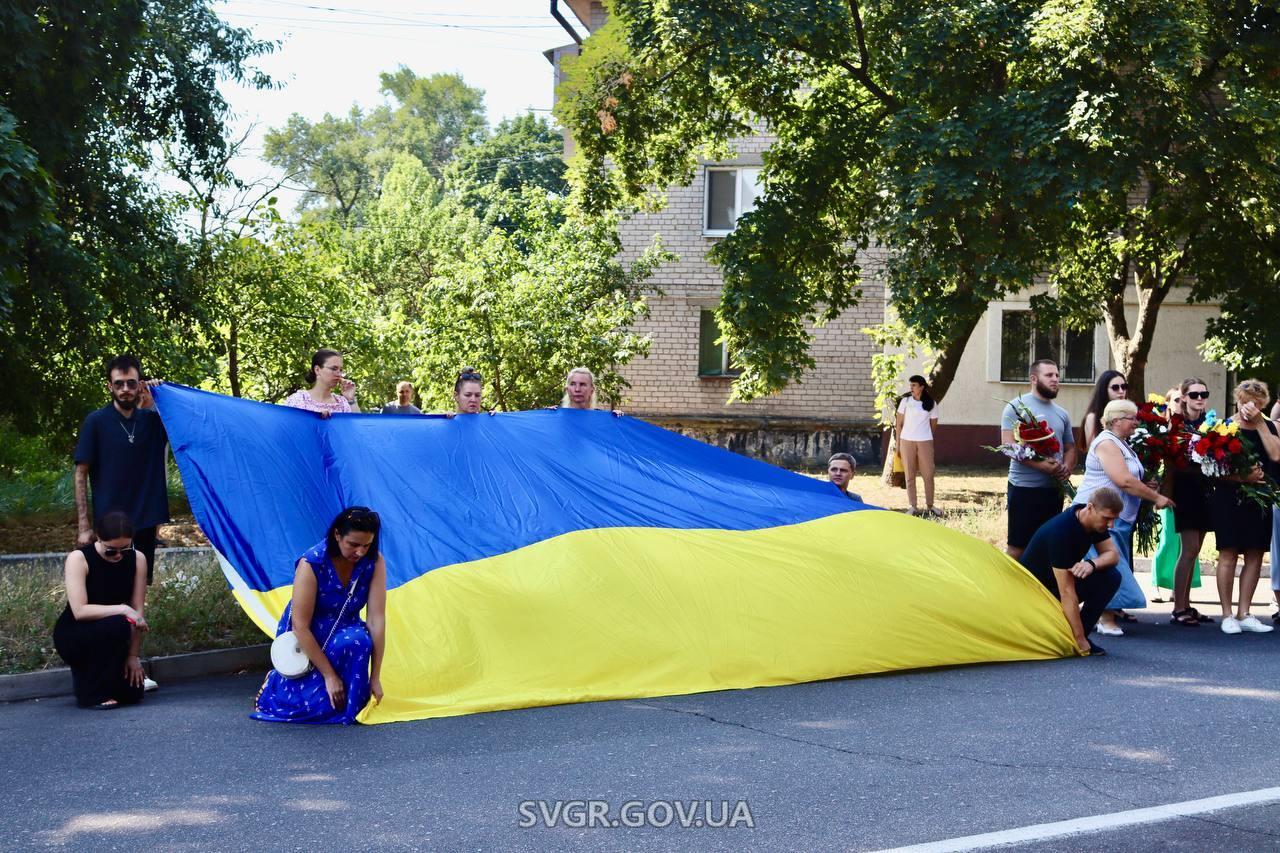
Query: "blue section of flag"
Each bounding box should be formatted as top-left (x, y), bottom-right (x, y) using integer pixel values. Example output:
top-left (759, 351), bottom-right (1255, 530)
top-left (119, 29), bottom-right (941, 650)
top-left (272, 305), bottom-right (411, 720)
top-left (152, 384), bottom-right (867, 592)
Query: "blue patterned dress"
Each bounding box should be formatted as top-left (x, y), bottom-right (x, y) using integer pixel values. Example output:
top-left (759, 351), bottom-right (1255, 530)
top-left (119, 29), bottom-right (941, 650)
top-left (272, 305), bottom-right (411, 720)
top-left (252, 542), bottom-right (376, 725)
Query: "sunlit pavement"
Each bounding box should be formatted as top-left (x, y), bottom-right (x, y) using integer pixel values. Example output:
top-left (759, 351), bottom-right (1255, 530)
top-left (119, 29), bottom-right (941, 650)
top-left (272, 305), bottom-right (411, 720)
top-left (6, 604), bottom-right (1280, 851)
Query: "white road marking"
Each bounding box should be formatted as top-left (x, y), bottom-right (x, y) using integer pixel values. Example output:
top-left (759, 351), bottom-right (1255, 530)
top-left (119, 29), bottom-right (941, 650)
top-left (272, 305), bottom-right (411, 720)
top-left (875, 786), bottom-right (1280, 852)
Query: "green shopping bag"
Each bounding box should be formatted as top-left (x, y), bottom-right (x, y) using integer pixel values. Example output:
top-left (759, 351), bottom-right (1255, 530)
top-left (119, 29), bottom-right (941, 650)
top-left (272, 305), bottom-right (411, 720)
top-left (1152, 507), bottom-right (1201, 590)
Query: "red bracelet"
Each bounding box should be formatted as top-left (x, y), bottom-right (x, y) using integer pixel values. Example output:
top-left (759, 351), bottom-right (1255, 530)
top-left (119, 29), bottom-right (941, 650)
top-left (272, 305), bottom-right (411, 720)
top-left (124, 616), bottom-right (136, 626)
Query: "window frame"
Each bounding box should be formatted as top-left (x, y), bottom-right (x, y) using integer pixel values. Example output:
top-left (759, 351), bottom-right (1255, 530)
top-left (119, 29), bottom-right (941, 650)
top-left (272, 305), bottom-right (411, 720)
top-left (990, 306), bottom-right (1102, 385)
top-left (703, 166), bottom-right (762, 237)
top-left (697, 309), bottom-right (742, 378)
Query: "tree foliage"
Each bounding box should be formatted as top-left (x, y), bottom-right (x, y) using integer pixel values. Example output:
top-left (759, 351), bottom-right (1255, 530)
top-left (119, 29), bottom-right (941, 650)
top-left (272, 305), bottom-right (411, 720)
top-left (0, 0), bottom-right (273, 439)
top-left (444, 113), bottom-right (569, 232)
top-left (264, 69), bottom-right (486, 221)
top-left (557, 0), bottom-right (1280, 403)
top-left (348, 157), bottom-right (668, 411)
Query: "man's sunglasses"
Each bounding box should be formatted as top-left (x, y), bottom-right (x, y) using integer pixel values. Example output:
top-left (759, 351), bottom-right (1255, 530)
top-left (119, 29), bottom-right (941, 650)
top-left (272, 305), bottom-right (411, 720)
top-left (111, 379), bottom-right (139, 390)
top-left (103, 544), bottom-right (134, 557)
top-left (1186, 391), bottom-right (1210, 400)
top-left (1109, 383), bottom-right (1128, 392)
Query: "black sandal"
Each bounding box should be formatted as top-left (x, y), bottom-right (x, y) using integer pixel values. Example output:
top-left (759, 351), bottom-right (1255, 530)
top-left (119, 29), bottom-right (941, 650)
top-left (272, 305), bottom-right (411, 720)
top-left (1170, 609), bottom-right (1200, 626)
top-left (1187, 608), bottom-right (1215, 624)
top-left (1116, 610), bottom-right (1139, 623)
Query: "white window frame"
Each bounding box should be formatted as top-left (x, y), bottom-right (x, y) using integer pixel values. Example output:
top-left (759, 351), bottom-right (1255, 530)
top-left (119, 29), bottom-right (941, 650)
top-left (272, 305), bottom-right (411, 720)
top-left (703, 166), bottom-right (762, 237)
top-left (984, 303), bottom-right (1108, 385)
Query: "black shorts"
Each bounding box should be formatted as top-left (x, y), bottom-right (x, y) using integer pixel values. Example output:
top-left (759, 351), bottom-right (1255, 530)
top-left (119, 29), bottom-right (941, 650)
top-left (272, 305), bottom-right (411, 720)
top-left (1007, 485), bottom-right (1064, 549)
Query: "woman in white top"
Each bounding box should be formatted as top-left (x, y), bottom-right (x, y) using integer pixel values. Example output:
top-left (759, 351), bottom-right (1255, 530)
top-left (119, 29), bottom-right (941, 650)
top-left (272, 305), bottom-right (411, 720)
top-left (894, 375), bottom-right (940, 517)
top-left (1074, 399), bottom-right (1174, 636)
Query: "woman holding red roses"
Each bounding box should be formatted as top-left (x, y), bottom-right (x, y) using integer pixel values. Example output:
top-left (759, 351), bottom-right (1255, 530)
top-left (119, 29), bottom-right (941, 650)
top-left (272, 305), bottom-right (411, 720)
top-left (1074, 399), bottom-right (1174, 636)
top-left (1169, 378), bottom-right (1214, 626)
top-left (1209, 380), bottom-right (1280, 634)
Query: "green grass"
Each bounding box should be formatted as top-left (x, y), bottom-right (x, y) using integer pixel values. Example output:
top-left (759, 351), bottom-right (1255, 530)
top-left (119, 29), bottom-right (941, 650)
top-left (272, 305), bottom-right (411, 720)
top-left (0, 557), bottom-right (264, 675)
top-left (0, 467), bottom-right (189, 519)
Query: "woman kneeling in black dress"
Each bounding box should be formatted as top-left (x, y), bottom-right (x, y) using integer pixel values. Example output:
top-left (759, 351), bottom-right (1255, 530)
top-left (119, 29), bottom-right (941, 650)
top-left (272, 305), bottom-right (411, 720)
top-left (53, 510), bottom-right (149, 708)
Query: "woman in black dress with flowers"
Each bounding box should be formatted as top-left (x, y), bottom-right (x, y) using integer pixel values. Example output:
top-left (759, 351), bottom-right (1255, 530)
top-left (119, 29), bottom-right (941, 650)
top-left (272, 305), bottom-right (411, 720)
top-left (1209, 380), bottom-right (1280, 634)
top-left (1170, 377), bottom-right (1214, 626)
top-left (53, 510), bottom-right (149, 708)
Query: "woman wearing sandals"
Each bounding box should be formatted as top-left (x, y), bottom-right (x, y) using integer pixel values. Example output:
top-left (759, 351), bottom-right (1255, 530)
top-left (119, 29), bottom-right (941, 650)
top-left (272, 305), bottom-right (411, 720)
top-left (1074, 399), bottom-right (1174, 637)
top-left (1210, 380), bottom-right (1280, 635)
top-left (53, 511), bottom-right (149, 709)
top-left (894, 375), bottom-right (940, 517)
top-left (1169, 377), bottom-right (1216, 627)
top-left (252, 507), bottom-right (387, 724)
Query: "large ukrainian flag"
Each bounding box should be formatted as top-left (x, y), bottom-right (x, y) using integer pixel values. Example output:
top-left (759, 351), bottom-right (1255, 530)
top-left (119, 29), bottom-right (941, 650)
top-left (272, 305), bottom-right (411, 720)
top-left (153, 384), bottom-right (1078, 724)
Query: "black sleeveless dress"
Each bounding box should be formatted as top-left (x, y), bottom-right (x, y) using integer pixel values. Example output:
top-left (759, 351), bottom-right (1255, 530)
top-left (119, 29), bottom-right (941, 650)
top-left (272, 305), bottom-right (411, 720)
top-left (52, 545), bottom-right (145, 707)
top-left (1208, 422), bottom-right (1279, 551)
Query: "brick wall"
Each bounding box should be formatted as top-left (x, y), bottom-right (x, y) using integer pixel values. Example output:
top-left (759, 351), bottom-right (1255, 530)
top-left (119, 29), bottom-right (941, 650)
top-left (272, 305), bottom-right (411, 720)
top-left (615, 134), bottom-right (887, 427)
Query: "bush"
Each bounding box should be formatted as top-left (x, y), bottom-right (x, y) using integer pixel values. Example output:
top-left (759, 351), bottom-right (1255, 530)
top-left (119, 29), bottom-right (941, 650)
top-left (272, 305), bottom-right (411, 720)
top-left (0, 555), bottom-right (264, 674)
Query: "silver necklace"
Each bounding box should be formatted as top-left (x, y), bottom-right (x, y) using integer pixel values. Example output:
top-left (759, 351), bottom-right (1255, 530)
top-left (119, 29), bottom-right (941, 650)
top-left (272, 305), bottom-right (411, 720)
top-left (119, 419), bottom-right (137, 444)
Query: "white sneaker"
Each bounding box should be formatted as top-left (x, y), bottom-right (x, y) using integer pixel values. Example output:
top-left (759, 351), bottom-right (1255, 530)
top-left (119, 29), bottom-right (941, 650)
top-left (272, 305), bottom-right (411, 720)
top-left (143, 677), bottom-right (159, 692)
top-left (1221, 616), bottom-right (1242, 635)
top-left (1095, 623), bottom-right (1124, 637)
top-left (1237, 616), bottom-right (1274, 634)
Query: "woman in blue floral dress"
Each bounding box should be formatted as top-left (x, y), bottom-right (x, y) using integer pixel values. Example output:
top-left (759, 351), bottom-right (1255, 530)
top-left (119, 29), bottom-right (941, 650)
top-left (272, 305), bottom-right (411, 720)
top-left (252, 507), bottom-right (387, 724)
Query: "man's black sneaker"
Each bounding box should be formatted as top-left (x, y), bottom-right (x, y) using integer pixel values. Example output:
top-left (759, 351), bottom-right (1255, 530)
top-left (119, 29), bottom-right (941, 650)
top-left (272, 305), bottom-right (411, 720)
top-left (1087, 640), bottom-right (1107, 656)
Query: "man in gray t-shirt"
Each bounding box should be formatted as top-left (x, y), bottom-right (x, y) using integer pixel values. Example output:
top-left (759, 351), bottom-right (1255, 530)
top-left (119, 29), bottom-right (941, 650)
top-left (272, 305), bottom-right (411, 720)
top-left (382, 380), bottom-right (422, 415)
top-left (1001, 359), bottom-right (1077, 559)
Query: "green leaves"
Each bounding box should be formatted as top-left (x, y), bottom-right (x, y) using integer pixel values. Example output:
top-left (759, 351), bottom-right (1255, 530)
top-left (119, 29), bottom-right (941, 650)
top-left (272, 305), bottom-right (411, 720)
top-left (558, 0), bottom-right (1280, 403)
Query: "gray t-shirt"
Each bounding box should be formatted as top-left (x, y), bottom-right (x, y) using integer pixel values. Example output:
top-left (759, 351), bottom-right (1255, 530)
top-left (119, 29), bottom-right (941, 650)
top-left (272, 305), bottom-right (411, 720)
top-left (1001, 392), bottom-right (1073, 488)
top-left (381, 403), bottom-right (422, 415)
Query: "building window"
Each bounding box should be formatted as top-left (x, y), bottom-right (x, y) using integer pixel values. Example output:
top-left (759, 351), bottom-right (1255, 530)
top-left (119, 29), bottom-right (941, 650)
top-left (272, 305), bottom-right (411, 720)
top-left (704, 167), bottom-right (762, 235)
top-left (698, 310), bottom-right (741, 377)
top-left (999, 310), bottom-right (1095, 383)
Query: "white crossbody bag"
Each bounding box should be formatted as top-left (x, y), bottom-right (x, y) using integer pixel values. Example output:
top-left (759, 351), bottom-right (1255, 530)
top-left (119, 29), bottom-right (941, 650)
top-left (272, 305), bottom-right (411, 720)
top-left (270, 562), bottom-right (365, 679)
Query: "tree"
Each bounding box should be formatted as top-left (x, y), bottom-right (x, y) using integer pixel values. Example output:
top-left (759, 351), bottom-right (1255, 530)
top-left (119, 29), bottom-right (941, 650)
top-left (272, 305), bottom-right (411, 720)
top-left (444, 112), bottom-right (569, 233)
top-left (0, 0), bottom-right (273, 437)
top-left (196, 218), bottom-right (366, 402)
top-left (347, 157), bottom-right (669, 411)
top-left (556, 1), bottom-right (1280, 404)
top-left (264, 69), bottom-right (487, 221)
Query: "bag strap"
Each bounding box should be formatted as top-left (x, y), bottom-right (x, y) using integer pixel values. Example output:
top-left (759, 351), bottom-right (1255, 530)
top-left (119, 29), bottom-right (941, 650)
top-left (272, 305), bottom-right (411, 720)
top-left (319, 559), bottom-right (367, 652)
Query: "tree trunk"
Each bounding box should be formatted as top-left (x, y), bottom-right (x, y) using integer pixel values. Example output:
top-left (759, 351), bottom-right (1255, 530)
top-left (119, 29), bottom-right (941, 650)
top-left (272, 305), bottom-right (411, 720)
top-left (228, 317), bottom-right (241, 398)
top-left (1101, 265), bottom-right (1171, 404)
top-left (923, 308), bottom-right (985, 403)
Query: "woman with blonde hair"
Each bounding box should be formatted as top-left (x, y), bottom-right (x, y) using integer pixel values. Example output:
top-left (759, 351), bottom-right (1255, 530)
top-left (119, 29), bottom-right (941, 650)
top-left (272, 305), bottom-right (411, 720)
top-left (1210, 379), bottom-right (1280, 634)
top-left (561, 367), bottom-right (596, 410)
top-left (1074, 398), bottom-right (1174, 636)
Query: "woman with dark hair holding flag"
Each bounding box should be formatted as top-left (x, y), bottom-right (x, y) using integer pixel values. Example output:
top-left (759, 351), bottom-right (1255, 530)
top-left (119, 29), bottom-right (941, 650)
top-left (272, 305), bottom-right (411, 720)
top-left (252, 507), bottom-right (387, 724)
top-left (894, 375), bottom-right (940, 517)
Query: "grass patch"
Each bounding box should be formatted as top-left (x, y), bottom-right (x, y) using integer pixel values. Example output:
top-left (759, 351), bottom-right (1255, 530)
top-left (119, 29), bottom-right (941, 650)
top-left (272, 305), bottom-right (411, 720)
top-left (0, 556), bottom-right (264, 675)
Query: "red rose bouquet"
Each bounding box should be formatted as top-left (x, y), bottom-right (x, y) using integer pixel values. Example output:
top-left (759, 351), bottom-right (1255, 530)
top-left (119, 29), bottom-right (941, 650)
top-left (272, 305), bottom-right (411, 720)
top-left (985, 399), bottom-right (1075, 499)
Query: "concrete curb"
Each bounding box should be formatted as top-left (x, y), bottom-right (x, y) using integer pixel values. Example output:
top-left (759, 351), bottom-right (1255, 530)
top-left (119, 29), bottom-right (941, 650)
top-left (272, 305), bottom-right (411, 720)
top-left (0, 643), bottom-right (270, 703)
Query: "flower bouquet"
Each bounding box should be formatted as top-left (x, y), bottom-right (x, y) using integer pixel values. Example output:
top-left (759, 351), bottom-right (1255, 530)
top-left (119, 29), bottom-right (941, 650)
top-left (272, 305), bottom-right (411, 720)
top-left (1189, 412), bottom-right (1280, 510)
top-left (985, 399), bottom-right (1076, 500)
top-left (1127, 395), bottom-right (1189, 553)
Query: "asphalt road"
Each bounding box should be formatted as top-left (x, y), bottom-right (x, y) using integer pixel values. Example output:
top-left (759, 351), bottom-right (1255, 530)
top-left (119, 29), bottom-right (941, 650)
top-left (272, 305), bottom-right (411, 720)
top-left (5, 606), bottom-right (1280, 852)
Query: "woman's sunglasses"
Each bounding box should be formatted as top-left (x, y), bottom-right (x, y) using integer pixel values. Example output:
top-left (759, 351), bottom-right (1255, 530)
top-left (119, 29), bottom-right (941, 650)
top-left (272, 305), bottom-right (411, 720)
top-left (1186, 391), bottom-right (1210, 400)
top-left (103, 544), bottom-right (134, 558)
top-left (1109, 383), bottom-right (1128, 392)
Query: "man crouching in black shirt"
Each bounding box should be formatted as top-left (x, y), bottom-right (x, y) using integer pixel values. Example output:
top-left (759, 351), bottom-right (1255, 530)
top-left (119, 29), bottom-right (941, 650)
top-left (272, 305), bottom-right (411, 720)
top-left (1019, 488), bottom-right (1124, 657)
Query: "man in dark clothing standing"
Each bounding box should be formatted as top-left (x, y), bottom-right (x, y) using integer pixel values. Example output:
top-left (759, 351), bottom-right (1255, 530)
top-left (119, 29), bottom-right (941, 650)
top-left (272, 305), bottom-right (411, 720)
top-left (74, 354), bottom-right (169, 585)
top-left (1019, 488), bottom-right (1124, 656)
